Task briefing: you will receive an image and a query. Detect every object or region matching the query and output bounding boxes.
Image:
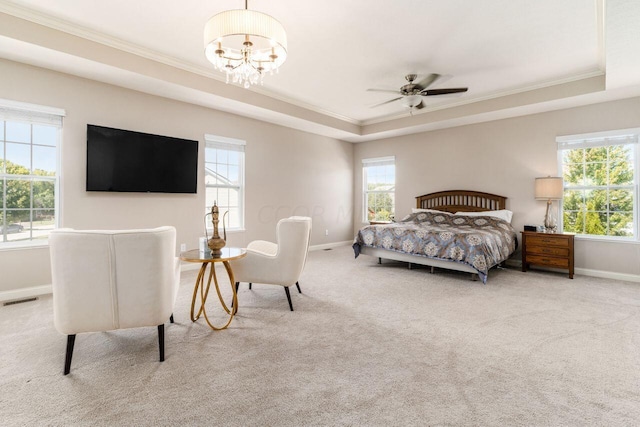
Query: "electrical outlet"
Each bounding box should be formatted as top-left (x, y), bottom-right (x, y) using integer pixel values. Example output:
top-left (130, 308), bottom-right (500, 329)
top-left (180, 243), bottom-right (186, 252)
top-left (325, 229), bottom-right (329, 236)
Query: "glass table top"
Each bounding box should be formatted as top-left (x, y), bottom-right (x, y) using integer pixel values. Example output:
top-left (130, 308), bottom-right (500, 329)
top-left (180, 247), bottom-right (246, 263)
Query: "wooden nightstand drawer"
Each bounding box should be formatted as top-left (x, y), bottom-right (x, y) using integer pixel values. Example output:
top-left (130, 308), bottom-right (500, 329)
top-left (520, 231), bottom-right (574, 279)
top-left (525, 254), bottom-right (569, 269)
top-left (526, 245), bottom-right (570, 257)
top-left (526, 235), bottom-right (570, 248)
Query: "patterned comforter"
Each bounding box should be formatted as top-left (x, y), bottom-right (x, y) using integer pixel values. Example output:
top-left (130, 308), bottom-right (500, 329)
top-left (353, 211), bottom-right (518, 283)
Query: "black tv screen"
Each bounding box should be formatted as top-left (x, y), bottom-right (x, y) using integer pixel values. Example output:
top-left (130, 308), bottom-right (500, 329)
top-left (86, 125), bottom-right (198, 193)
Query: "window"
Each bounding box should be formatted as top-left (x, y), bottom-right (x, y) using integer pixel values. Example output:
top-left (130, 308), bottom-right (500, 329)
top-left (363, 156), bottom-right (395, 222)
top-left (204, 134), bottom-right (245, 230)
top-left (558, 129), bottom-right (638, 239)
top-left (1, 100), bottom-right (63, 246)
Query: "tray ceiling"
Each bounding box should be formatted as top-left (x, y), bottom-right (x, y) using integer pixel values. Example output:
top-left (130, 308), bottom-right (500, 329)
top-left (0, 0), bottom-right (638, 142)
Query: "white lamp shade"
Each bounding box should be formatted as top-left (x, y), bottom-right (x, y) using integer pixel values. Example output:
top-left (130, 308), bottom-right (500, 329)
top-left (535, 177), bottom-right (564, 200)
top-left (204, 9), bottom-right (287, 66)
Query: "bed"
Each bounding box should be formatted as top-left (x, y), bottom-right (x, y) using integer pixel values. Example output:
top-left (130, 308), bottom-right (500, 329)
top-left (353, 190), bottom-right (518, 283)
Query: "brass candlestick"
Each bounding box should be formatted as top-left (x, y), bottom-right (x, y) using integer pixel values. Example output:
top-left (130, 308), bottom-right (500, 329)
top-left (207, 202), bottom-right (228, 256)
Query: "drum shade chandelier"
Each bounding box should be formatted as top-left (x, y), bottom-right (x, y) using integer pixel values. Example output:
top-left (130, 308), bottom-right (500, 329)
top-left (204, 0), bottom-right (287, 88)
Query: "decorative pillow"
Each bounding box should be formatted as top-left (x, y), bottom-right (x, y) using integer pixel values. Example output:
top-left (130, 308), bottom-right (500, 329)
top-left (454, 209), bottom-right (513, 223)
top-left (411, 208), bottom-right (453, 215)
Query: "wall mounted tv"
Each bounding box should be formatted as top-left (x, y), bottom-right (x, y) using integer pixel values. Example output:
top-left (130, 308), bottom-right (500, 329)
top-left (86, 125), bottom-right (198, 194)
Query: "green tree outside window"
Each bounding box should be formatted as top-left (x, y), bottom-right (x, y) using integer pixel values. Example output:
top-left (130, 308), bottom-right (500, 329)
top-left (561, 143), bottom-right (634, 237)
top-left (363, 159), bottom-right (395, 222)
top-left (1, 116), bottom-right (59, 244)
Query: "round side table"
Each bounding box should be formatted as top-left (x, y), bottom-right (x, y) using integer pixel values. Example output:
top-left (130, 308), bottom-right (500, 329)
top-left (180, 247), bottom-right (246, 330)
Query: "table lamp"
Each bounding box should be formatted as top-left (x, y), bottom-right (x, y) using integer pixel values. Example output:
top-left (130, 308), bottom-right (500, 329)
top-left (535, 176), bottom-right (564, 232)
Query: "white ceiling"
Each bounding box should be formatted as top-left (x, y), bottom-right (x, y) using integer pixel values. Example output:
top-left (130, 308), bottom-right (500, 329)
top-left (0, 0), bottom-right (639, 142)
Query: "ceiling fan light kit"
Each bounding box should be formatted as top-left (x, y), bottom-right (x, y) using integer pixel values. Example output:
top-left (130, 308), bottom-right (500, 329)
top-left (402, 95), bottom-right (422, 108)
top-left (368, 73), bottom-right (468, 113)
top-left (204, 0), bottom-right (287, 88)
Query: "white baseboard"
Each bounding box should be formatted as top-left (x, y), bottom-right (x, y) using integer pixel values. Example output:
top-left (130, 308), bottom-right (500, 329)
top-left (5, 248), bottom-right (636, 302)
top-left (575, 267), bottom-right (640, 283)
top-left (309, 240), bottom-right (352, 252)
top-left (178, 241), bottom-right (352, 273)
top-left (504, 259), bottom-right (640, 283)
top-left (0, 284), bottom-right (52, 303)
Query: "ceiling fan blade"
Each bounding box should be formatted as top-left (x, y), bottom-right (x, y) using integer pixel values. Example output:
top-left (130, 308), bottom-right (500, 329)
top-left (421, 88), bottom-right (468, 96)
top-left (367, 88), bottom-right (402, 94)
top-left (414, 73), bottom-right (440, 90)
top-left (371, 97), bottom-right (403, 108)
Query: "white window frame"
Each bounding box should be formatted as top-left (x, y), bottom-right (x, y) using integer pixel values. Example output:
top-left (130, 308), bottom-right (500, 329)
top-left (0, 99), bottom-right (64, 249)
top-left (557, 128), bottom-right (639, 242)
top-left (362, 156), bottom-right (395, 223)
top-left (204, 134), bottom-right (245, 232)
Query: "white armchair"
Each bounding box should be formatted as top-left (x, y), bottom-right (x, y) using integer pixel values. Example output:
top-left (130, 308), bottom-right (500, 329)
top-left (49, 226), bottom-right (181, 375)
top-left (231, 216), bottom-right (312, 311)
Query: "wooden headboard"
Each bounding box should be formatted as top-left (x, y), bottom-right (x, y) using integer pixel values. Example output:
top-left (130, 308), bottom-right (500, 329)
top-left (415, 190), bottom-right (507, 213)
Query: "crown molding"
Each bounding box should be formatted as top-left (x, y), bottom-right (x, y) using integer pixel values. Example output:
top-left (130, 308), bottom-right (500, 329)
top-left (0, 1), bottom-right (360, 126)
top-left (248, 85), bottom-right (360, 125)
top-left (0, 1), bottom-right (218, 79)
top-left (0, 0), bottom-right (613, 139)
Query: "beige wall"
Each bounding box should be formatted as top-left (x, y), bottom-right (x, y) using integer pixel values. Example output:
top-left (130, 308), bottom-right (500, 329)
top-left (3, 56), bottom-right (639, 292)
top-left (353, 97), bottom-right (640, 277)
top-left (0, 59), bottom-right (353, 293)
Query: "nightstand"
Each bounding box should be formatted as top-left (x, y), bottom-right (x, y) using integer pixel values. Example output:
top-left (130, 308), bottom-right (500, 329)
top-left (521, 231), bottom-right (574, 279)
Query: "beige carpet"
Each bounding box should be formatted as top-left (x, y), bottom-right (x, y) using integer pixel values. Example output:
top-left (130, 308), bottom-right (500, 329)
top-left (1, 246), bottom-right (639, 426)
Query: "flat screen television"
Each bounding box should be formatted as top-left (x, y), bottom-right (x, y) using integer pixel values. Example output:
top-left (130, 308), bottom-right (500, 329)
top-left (86, 125), bottom-right (198, 194)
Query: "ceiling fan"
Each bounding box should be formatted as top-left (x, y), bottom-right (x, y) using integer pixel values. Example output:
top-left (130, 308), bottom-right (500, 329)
top-left (367, 74), bottom-right (468, 110)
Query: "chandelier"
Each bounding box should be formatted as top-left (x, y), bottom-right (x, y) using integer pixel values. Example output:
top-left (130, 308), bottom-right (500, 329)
top-left (204, 0), bottom-right (287, 88)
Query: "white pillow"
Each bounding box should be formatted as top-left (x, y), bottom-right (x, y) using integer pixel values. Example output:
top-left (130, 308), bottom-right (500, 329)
top-left (412, 208), bottom-right (453, 215)
top-left (454, 209), bottom-right (513, 224)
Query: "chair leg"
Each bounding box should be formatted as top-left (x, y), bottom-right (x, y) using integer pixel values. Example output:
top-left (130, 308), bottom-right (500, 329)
top-left (64, 334), bottom-right (76, 375)
top-left (296, 281), bottom-right (302, 294)
top-left (169, 314), bottom-right (174, 324)
top-left (232, 282), bottom-right (239, 309)
top-left (284, 286), bottom-right (294, 311)
top-left (158, 324), bottom-right (165, 362)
